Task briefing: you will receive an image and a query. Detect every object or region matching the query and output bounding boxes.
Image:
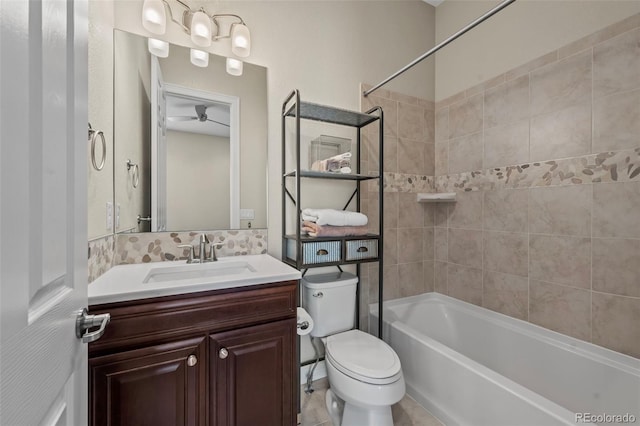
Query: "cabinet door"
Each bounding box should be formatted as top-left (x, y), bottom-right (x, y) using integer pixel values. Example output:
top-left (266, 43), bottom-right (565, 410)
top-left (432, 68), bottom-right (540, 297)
top-left (209, 319), bottom-right (296, 426)
top-left (90, 336), bottom-right (206, 426)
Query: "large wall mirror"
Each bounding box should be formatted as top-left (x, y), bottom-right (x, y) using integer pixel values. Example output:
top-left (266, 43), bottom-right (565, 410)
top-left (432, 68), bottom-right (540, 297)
top-left (113, 30), bottom-right (267, 233)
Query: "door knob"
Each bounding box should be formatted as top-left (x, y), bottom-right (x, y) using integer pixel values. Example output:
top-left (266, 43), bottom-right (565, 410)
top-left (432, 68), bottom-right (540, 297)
top-left (75, 308), bottom-right (110, 343)
top-left (219, 348), bottom-right (229, 359)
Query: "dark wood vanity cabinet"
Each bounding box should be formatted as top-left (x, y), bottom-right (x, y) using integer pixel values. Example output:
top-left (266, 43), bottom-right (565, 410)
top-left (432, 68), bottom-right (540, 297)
top-left (88, 280), bottom-right (297, 426)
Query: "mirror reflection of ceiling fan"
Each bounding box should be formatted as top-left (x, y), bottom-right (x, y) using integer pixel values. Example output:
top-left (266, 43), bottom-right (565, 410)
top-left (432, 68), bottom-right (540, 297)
top-left (168, 105), bottom-right (230, 127)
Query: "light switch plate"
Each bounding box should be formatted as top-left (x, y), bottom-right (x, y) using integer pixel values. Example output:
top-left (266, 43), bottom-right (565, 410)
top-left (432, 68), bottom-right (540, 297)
top-left (106, 202), bottom-right (113, 231)
top-left (240, 209), bottom-right (255, 220)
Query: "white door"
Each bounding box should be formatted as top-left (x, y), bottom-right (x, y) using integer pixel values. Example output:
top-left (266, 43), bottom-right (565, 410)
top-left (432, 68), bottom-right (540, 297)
top-left (151, 55), bottom-right (167, 232)
top-left (0, 0), bottom-right (90, 425)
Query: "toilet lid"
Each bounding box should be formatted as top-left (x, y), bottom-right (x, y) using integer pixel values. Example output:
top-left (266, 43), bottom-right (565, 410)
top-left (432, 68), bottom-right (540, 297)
top-left (325, 330), bottom-right (402, 384)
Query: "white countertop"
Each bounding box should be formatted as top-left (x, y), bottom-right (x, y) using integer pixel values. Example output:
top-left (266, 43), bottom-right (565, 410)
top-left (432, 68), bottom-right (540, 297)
top-left (89, 254), bottom-right (301, 305)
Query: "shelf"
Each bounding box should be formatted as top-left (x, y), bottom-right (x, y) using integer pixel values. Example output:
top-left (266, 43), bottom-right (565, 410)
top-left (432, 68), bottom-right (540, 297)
top-left (284, 170), bottom-right (379, 181)
top-left (285, 101), bottom-right (379, 128)
top-left (284, 233), bottom-right (380, 242)
top-left (416, 192), bottom-right (457, 203)
top-left (281, 90), bottom-right (384, 337)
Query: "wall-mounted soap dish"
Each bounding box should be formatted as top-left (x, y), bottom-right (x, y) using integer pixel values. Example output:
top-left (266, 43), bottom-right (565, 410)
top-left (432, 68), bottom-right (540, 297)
top-left (416, 192), bottom-right (456, 203)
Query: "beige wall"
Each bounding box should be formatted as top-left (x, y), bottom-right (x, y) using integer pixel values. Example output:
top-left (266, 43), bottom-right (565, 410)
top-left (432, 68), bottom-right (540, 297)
top-left (166, 131), bottom-right (230, 230)
top-left (112, 0), bottom-right (436, 257)
top-left (435, 0), bottom-right (640, 101)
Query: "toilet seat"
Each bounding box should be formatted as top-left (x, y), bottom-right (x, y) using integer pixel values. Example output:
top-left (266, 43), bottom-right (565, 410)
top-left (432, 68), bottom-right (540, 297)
top-left (325, 330), bottom-right (402, 385)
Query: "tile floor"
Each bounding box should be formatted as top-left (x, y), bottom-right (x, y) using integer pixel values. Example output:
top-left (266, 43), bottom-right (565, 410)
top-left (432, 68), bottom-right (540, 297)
top-left (300, 378), bottom-right (444, 426)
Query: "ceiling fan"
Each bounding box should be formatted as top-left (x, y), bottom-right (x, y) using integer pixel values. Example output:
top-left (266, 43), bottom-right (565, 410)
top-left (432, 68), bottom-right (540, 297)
top-left (168, 105), bottom-right (230, 127)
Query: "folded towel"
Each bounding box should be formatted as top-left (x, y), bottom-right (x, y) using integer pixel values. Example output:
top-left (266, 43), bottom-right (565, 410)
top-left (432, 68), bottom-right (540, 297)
top-left (311, 152), bottom-right (352, 173)
top-left (302, 221), bottom-right (369, 238)
top-left (301, 208), bottom-right (368, 227)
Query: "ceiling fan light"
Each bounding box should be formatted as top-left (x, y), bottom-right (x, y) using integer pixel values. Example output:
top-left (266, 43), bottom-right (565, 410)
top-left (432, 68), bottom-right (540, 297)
top-left (230, 23), bottom-right (250, 58)
top-left (190, 49), bottom-right (209, 68)
top-left (148, 38), bottom-right (169, 58)
top-left (190, 11), bottom-right (212, 47)
top-left (142, 0), bottom-right (166, 35)
top-left (226, 57), bottom-right (243, 76)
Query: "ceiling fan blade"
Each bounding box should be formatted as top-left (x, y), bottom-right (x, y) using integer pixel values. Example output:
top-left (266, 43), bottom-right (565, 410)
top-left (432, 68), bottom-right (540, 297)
top-left (168, 116), bottom-right (198, 122)
top-left (195, 105), bottom-right (208, 117)
top-left (206, 118), bottom-right (231, 127)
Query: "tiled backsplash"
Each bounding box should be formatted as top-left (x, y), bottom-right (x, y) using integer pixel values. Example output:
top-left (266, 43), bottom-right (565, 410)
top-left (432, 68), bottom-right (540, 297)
top-left (431, 14), bottom-right (640, 359)
top-left (88, 229), bottom-right (268, 283)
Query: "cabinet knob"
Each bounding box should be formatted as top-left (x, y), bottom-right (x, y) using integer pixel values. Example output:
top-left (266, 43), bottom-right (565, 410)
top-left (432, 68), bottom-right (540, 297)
top-left (219, 348), bottom-right (229, 359)
top-left (187, 355), bottom-right (198, 367)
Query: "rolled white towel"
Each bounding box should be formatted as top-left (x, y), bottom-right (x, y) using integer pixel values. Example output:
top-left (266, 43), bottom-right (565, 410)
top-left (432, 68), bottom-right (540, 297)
top-left (301, 208), bottom-right (368, 227)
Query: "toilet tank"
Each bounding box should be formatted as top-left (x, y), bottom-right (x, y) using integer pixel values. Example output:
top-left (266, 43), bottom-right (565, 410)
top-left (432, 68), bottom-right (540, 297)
top-left (302, 272), bottom-right (358, 338)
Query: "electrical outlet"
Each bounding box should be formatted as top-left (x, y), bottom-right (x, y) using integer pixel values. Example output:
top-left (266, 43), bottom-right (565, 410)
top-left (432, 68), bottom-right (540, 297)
top-left (106, 202), bottom-right (113, 231)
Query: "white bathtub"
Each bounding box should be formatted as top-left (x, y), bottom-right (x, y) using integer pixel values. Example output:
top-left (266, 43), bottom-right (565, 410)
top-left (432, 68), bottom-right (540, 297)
top-left (370, 293), bottom-right (640, 426)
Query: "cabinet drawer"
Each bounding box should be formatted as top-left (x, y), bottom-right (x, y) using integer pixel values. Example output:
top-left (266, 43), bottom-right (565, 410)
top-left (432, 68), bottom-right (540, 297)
top-left (302, 240), bottom-right (341, 265)
top-left (345, 239), bottom-right (378, 261)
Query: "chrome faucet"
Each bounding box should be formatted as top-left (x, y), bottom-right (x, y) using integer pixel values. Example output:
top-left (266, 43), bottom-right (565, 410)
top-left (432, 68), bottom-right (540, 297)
top-left (178, 244), bottom-right (197, 263)
top-left (208, 242), bottom-right (224, 262)
top-left (199, 234), bottom-right (210, 263)
top-left (179, 234), bottom-right (223, 263)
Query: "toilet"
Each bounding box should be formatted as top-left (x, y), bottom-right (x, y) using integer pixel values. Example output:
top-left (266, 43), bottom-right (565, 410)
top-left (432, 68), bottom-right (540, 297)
top-left (302, 272), bottom-right (405, 426)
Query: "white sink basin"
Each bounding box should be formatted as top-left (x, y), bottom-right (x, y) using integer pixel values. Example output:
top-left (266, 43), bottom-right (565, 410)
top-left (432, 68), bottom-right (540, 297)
top-left (143, 261), bottom-right (256, 283)
top-left (89, 254), bottom-right (301, 305)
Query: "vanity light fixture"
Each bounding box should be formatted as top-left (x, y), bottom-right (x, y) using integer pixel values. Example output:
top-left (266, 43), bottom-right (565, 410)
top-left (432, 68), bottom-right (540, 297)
top-left (230, 23), bottom-right (250, 58)
top-left (189, 10), bottom-right (212, 47)
top-left (140, 0), bottom-right (251, 75)
top-left (226, 58), bottom-right (243, 76)
top-left (148, 38), bottom-right (170, 58)
top-left (141, 0), bottom-right (167, 35)
top-left (190, 48), bottom-right (209, 68)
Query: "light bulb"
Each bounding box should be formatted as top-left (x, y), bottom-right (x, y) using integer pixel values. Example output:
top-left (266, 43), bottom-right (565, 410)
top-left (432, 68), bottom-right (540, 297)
top-left (141, 0), bottom-right (166, 35)
top-left (230, 23), bottom-right (251, 58)
top-left (226, 58), bottom-right (243, 76)
top-left (190, 11), bottom-right (212, 47)
top-left (148, 38), bottom-right (169, 58)
top-left (190, 49), bottom-right (209, 68)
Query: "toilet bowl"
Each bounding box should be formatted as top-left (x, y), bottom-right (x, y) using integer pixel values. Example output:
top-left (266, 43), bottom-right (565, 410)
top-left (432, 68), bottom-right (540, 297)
top-left (302, 273), bottom-right (405, 426)
top-left (323, 330), bottom-right (405, 426)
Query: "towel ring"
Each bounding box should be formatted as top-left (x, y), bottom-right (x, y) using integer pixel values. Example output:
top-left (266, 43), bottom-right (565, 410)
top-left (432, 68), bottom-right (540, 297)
top-left (126, 159), bottom-right (139, 189)
top-left (88, 123), bottom-right (106, 171)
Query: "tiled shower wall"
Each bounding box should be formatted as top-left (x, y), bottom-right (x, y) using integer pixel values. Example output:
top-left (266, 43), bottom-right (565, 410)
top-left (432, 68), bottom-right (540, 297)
top-left (432, 14), bottom-right (640, 358)
top-left (359, 84), bottom-right (437, 331)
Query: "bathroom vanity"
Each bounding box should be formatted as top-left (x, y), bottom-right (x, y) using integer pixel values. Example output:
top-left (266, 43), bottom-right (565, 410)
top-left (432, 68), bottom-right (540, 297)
top-left (87, 255), bottom-right (300, 426)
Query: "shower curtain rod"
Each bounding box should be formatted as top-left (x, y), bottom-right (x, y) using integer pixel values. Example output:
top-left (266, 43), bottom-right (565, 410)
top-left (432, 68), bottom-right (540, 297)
top-left (363, 0), bottom-right (517, 97)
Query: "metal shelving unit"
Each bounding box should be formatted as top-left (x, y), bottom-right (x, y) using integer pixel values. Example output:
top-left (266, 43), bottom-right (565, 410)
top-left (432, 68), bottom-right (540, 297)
top-left (281, 89), bottom-right (384, 338)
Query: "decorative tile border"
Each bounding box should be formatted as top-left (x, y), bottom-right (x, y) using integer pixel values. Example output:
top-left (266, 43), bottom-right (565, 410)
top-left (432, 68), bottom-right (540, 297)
top-left (88, 235), bottom-right (115, 283)
top-left (383, 172), bottom-right (434, 193)
top-left (434, 147), bottom-right (640, 193)
top-left (114, 229), bottom-right (268, 265)
top-left (366, 172), bottom-right (435, 193)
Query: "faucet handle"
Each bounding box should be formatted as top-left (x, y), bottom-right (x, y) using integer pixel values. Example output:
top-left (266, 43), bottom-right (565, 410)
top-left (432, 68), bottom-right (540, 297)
top-left (178, 244), bottom-right (196, 263)
top-left (200, 233), bottom-right (210, 244)
top-left (208, 243), bottom-right (225, 262)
